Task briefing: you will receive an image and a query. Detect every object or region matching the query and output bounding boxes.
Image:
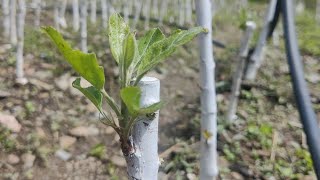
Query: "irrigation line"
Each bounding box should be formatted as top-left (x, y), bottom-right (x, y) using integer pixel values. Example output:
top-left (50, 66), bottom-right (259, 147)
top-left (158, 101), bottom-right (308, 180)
top-left (281, 0), bottom-right (320, 177)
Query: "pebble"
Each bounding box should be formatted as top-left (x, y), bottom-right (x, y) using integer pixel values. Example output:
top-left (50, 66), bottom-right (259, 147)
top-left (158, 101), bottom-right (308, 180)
top-left (0, 114), bottom-right (21, 133)
top-left (69, 126), bottom-right (99, 137)
top-left (55, 149), bottom-right (72, 161)
top-left (59, 136), bottom-right (77, 149)
top-left (7, 154), bottom-right (20, 165)
top-left (21, 153), bottom-right (36, 169)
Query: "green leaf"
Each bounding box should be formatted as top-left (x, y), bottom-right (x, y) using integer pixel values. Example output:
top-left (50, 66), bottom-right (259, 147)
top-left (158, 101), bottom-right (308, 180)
top-left (123, 32), bottom-right (136, 70)
top-left (120, 87), bottom-right (140, 116)
top-left (139, 101), bottom-right (164, 115)
top-left (138, 28), bottom-right (165, 61)
top-left (42, 26), bottom-right (105, 90)
top-left (120, 86), bottom-right (162, 116)
top-left (72, 78), bottom-right (103, 111)
top-left (137, 27), bottom-right (205, 77)
top-left (108, 13), bottom-right (130, 64)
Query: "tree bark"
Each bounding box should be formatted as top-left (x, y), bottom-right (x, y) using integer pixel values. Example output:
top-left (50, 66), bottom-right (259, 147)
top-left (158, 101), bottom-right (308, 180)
top-left (124, 77), bottom-right (160, 180)
top-left (196, 0), bottom-right (218, 179)
top-left (227, 21), bottom-right (256, 122)
top-left (33, 0), bottom-right (42, 27)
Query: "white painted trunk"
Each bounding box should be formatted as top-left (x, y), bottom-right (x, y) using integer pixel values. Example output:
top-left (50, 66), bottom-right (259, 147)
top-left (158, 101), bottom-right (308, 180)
top-left (33, 0), bottom-right (42, 27)
top-left (16, 0), bottom-right (27, 84)
top-left (178, 0), bottom-right (185, 26)
top-left (196, 0), bottom-right (218, 179)
top-left (132, 0), bottom-right (142, 28)
top-left (2, 0), bottom-right (10, 37)
top-left (227, 21), bottom-right (256, 122)
top-left (123, 2), bottom-right (129, 23)
top-left (59, 0), bottom-right (68, 28)
top-left (316, 0), bottom-right (320, 23)
top-left (125, 77), bottom-right (160, 180)
top-left (80, 0), bottom-right (87, 52)
top-left (54, 1), bottom-right (60, 30)
top-left (158, 0), bottom-right (167, 25)
top-left (10, 0), bottom-right (17, 45)
top-left (101, 0), bottom-right (108, 28)
top-left (90, 0), bottom-right (96, 24)
top-left (244, 0), bottom-right (277, 80)
top-left (144, 0), bottom-right (151, 29)
top-left (127, 0), bottom-right (133, 15)
top-left (73, 0), bottom-right (80, 31)
top-left (185, 0), bottom-right (193, 25)
top-left (151, 0), bottom-right (158, 18)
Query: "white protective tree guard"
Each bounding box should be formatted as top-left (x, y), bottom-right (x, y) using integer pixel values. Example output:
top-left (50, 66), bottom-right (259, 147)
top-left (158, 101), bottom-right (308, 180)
top-left (227, 21), bottom-right (256, 122)
top-left (196, 0), bottom-right (218, 179)
top-left (125, 77), bottom-right (160, 180)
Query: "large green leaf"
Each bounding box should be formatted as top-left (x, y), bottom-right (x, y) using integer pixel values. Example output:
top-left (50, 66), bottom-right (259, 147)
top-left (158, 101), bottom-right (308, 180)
top-left (123, 32), bottom-right (136, 71)
top-left (42, 26), bottom-right (105, 90)
top-left (120, 86), bottom-right (163, 117)
top-left (108, 14), bottom-right (130, 64)
top-left (72, 78), bottom-right (103, 111)
top-left (137, 27), bottom-right (205, 77)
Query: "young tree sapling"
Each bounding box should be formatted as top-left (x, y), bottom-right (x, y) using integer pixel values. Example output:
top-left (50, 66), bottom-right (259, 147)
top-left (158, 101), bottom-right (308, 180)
top-left (195, 0), bottom-right (218, 179)
top-left (43, 13), bottom-right (204, 179)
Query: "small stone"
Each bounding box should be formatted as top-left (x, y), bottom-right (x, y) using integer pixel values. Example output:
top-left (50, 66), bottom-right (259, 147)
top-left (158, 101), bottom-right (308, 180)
top-left (36, 128), bottom-right (46, 139)
top-left (110, 155), bottom-right (126, 167)
top-left (21, 153), bottom-right (36, 169)
top-left (0, 114), bottom-right (21, 133)
top-left (55, 149), bottom-right (72, 161)
top-left (186, 173), bottom-right (197, 180)
top-left (59, 136), bottom-right (77, 149)
top-left (69, 126), bottom-right (99, 137)
top-left (105, 126), bottom-right (114, 135)
top-left (7, 154), bottom-right (20, 165)
top-left (55, 73), bottom-right (70, 91)
top-left (230, 172), bottom-right (244, 180)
